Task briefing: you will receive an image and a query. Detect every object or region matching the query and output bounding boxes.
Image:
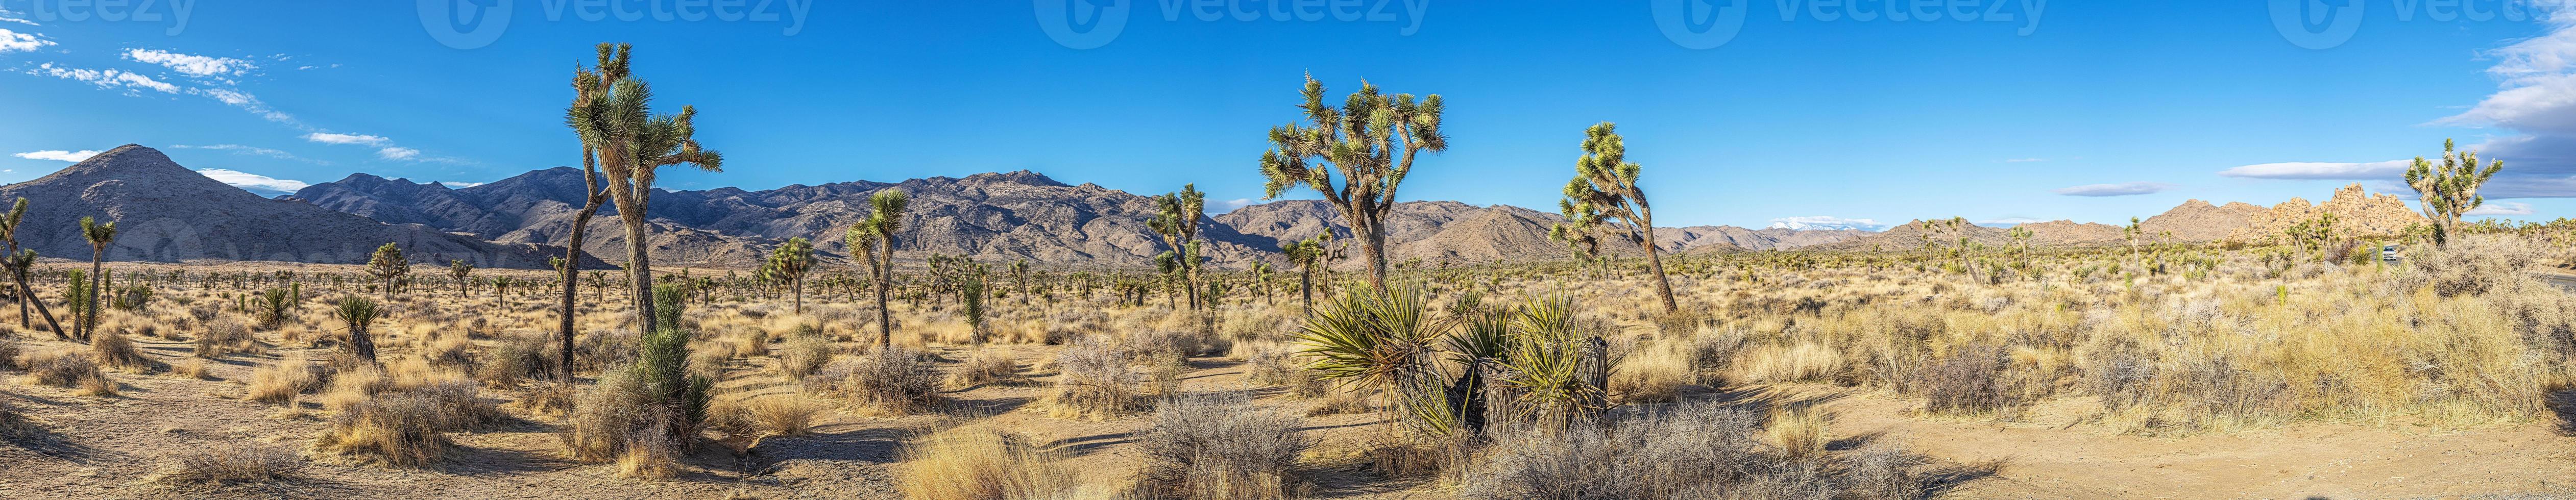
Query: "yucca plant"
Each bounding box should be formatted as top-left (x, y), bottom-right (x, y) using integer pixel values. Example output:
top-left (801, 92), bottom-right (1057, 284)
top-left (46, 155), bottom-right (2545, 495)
top-left (1295, 285), bottom-right (1456, 436)
top-left (251, 287), bottom-right (295, 329)
top-left (1487, 293), bottom-right (1611, 432)
top-left (333, 295), bottom-right (380, 364)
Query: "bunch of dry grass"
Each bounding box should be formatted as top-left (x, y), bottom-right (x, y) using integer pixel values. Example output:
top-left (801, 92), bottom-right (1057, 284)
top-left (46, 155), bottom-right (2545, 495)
top-left (740, 396), bottom-right (825, 437)
top-left (0, 336), bottom-right (19, 371)
top-left (172, 359), bottom-right (211, 380)
top-left (1737, 342), bottom-right (1845, 384)
top-left (90, 331), bottom-right (157, 371)
top-left (313, 392), bottom-right (452, 467)
top-left (153, 446), bottom-right (303, 486)
top-left (193, 316), bottom-right (256, 358)
top-left (1904, 344), bottom-right (2020, 416)
top-left (1047, 338), bottom-right (1141, 420)
top-left (894, 426), bottom-right (1093, 500)
top-left (1460, 399), bottom-right (1906, 500)
top-left (248, 357), bottom-right (323, 406)
top-left (22, 349), bottom-right (109, 393)
top-left (946, 349), bottom-right (1026, 388)
top-left (1137, 393), bottom-right (1316, 499)
top-left (805, 346), bottom-right (943, 415)
top-left (477, 333), bottom-right (552, 389)
top-left (772, 334), bottom-right (835, 381)
top-left (1245, 348), bottom-right (1327, 399)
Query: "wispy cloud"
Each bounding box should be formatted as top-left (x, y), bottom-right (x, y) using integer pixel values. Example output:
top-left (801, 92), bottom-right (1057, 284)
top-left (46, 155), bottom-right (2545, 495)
top-left (436, 181), bottom-right (487, 189)
top-left (2218, 160), bottom-right (2412, 180)
top-left (29, 62), bottom-right (177, 94)
top-left (1209, 198), bottom-right (1256, 214)
top-left (2412, 2), bottom-right (2576, 196)
top-left (12, 150), bottom-right (98, 162)
top-left (122, 48), bottom-right (254, 77)
top-left (2052, 182), bottom-right (2176, 197)
top-left (2004, 158), bottom-right (2048, 163)
top-left (376, 147), bottom-right (421, 160)
top-left (0, 27), bottom-right (47, 52)
top-left (305, 132), bottom-right (390, 146)
top-left (2466, 202), bottom-right (2537, 216)
top-left (1766, 216), bottom-right (1886, 231)
top-left (194, 168), bottom-right (309, 194)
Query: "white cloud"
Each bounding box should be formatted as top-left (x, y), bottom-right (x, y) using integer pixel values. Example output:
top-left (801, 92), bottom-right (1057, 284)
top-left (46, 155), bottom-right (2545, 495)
top-left (305, 133), bottom-right (390, 146)
top-left (376, 147), bottom-right (421, 160)
top-left (2218, 160), bottom-right (2412, 180)
top-left (1977, 217), bottom-right (2047, 226)
top-left (2052, 182), bottom-right (2176, 197)
top-left (12, 149), bottom-right (98, 162)
top-left (122, 48), bottom-right (255, 77)
top-left (0, 27), bottom-right (48, 52)
top-left (436, 181), bottom-right (486, 189)
top-left (194, 168), bottom-right (309, 194)
top-left (1766, 216), bottom-right (1885, 231)
top-left (30, 63), bottom-right (178, 94)
top-left (2419, 3), bottom-right (2576, 196)
top-left (2467, 202), bottom-right (2537, 216)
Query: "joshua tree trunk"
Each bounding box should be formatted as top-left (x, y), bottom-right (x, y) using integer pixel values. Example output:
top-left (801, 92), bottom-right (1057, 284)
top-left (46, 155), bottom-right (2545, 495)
top-left (558, 181), bottom-right (607, 386)
top-left (350, 323), bottom-right (377, 364)
top-left (791, 274), bottom-right (803, 314)
top-left (874, 245), bottom-right (894, 350)
top-left (1641, 237), bottom-right (1679, 314)
top-left (85, 247), bottom-right (102, 341)
top-left (9, 263), bottom-right (63, 340)
top-left (1355, 219), bottom-right (1389, 290)
top-left (610, 188), bottom-right (658, 333)
top-left (1298, 267), bottom-right (1314, 316)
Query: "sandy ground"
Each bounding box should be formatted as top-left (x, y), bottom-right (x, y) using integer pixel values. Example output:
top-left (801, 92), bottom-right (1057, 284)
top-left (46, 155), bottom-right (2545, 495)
top-left (5, 332), bottom-right (2576, 499)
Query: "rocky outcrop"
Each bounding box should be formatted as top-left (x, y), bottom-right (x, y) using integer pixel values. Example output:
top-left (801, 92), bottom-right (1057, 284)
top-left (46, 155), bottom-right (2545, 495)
top-left (2224, 184), bottom-right (2426, 243)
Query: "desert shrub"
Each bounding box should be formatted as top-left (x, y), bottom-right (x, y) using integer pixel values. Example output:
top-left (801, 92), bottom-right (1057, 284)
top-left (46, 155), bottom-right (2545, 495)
top-left (773, 333), bottom-right (835, 381)
top-left (409, 379), bottom-right (505, 431)
top-left (1245, 348), bottom-right (1326, 398)
top-left (895, 426), bottom-right (1090, 500)
top-left (561, 366), bottom-right (662, 462)
top-left (193, 316), bottom-right (255, 358)
top-left (0, 337), bottom-right (18, 371)
top-left (1137, 393), bottom-right (1316, 500)
top-left (2172, 353), bottom-right (2292, 429)
top-left (1768, 403), bottom-right (1830, 463)
top-left (1904, 344), bottom-right (2021, 415)
top-left (738, 396), bottom-right (824, 437)
top-left (23, 349), bottom-right (104, 389)
top-left (314, 392), bottom-right (452, 467)
top-left (173, 359), bottom-right (210, 380)
top-left (1611, 342), bottom-right (1697, 404)
top-left (1048, 338), bottom-right (1141, 420)
top-left (947, 349), bottom-right (1026, 388)
top-left (1738, 342), bottom-right (1845, 384)
top-left (248, 357), bottom-right (323, 406)
top-left (154, 446), bottom-right (303, 485)
top-left (575, 330), bottom-right (643, 375)
top-left (1462, 401), bottom-right (1769, 500)
top-left (476, 332), bottom-right (552, 389)
top-left (423, 335), bottom-right (475, 367)
top-left (2411, 235), bottom-right (2544, 297)
top-left (90, 331), bottom-right (155, 371)
top-left (806, 346), bottom-right (943, 415)
top-left (1842, 441), bottom-right (1932, 500)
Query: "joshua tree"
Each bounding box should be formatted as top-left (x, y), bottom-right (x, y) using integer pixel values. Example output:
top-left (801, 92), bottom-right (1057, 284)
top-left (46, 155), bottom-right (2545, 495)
top-left (77, 216), bottom-right (115, 341)
top-left (549, 46), bottom-right (627, 388)
top-left (844, 189), bottom-right (909, 349)
top-left (1282, 235), bottom-right (1327, 315)
top-left (565, 42), bottom-right (724, 332)
top-left (333, 295), bottom-right (380, 364)
top-left (4, 251), bottom-right (64, 340)
top-left (2406, 139), bottom-right (2505, 246)
top-left (1249, 260), bottom-right (1274, 306)
top-left (449, 259), bottom-right (475, 297)
top-left (768, 237), bottom-right (815, 314)
top-left (1007, 259), bottom-right (1031, 306)
top-left (1147, 184), bottom-right (1207, 310)
top-left (366, 243), bottom-right (408, 303)
top-left (1257, 76), bottom-right (1447, 290)
top-left (1556, 122), bottom-right (1677, 314)
top-left (0, 198), bottom-right (24, 330)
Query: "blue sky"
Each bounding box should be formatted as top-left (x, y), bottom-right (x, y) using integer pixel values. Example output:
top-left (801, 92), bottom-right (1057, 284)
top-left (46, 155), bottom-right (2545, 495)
top-left (3, 1), bottom-right (2573, 229)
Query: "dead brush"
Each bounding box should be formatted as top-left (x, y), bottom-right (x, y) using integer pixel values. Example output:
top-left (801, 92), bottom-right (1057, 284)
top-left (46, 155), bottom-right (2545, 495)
top-left (248, 357), bottom-right (324, 406)
top-left (22, 348), bottom-right (106, 389)
top-left (894, 426), bottom-right (1090, 500)
top-left (90, 331), bottom-right (160, 372)
top-left (153, 446), bottom-right (304, 486)
top-left (193, 316), bottom-right (257, 358)
top-left (946, 349), bottom-right (1027, 389)
top-left (313, 392), bottom-right (453, 467)
top-left (772, 334), bottom-right (835, 381)
top-left (806, 346), bottom-right (944, 415)
top-left (1137, 392), bottom-right (1317, 500)
top-left (1046, 338), bottom-right (1142, 420)
top-left (1903, 344), bottom-right (2022, 416)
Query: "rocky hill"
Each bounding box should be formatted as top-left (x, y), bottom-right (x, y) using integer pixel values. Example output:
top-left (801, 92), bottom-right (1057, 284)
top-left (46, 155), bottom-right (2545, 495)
top-left (2141, 199), bottom-right (2269, 242)
top-left (2223, 184), bottom-right (2426, 243)
top-left (4, 145), bottom-right (593, 269)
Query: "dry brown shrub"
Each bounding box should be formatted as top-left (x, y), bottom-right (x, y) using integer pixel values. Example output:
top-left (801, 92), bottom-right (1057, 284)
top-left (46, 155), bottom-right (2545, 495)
top-left (894, 426), bottom-right (1091, 500)
top-left (154, 446), bottom-right (303, 486)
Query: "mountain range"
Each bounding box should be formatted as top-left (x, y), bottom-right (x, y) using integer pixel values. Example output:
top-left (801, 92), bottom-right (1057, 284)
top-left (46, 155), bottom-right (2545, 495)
top-left (0, 145), bottom-right (2435, 269)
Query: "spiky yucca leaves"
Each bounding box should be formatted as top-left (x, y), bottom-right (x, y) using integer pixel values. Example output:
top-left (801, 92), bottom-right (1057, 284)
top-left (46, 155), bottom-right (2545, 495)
top-left (77, 216), bottom-right (113, 341)
top-left (1489, 293), bottom-right (1611, 431)
top-left (2406, 138), bottom-right (2505, 246)
top-left (1295, 285), bottom-right (1460, 436)
top-left (1558, 122), bottom-right (1678, 314)
top-left (1257, 75), bottom-right (1448, 290)
top-left (251, 287), bottom-right (295, 329)
top-left (366, 243), bottom-right (407, 302)
top-left (768, 237), bottom-right (816, 314)
top-left (846, 189), bottom-right (909, 349)
top-left (637, 283), bottom-right (713, 442)
top-left (565, 42), bottom-right (724, 333)
top-left (333, 296), bottom-right (381, 364)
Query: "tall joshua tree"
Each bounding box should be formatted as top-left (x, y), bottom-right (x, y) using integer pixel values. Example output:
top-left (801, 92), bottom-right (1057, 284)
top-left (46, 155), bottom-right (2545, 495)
top-left (565, 42), bottom-right (724, 332)
top-left (1147, 184), bottom-right (1207, 310)
top-left (366, 243), bottom-right (408, 303)
top-left (0, 198), bottom-right (24, 330)
top-left (1258, 75), bottom-right (1447, 291)
top-left (2405, 139), bottom-right (2504, 247)
top-left (449, 259), bottom-right (476, 297)
top-left (555, 44), bottom-right (625, 386)
top-left (844, 189), bottom-right (909, 350)
top-left (78, 216), bottom-right (115, 341)
top-left (1558, 122), bottom-right (1676, 314)
top-left (768, 237), bottom-right (815, 314)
